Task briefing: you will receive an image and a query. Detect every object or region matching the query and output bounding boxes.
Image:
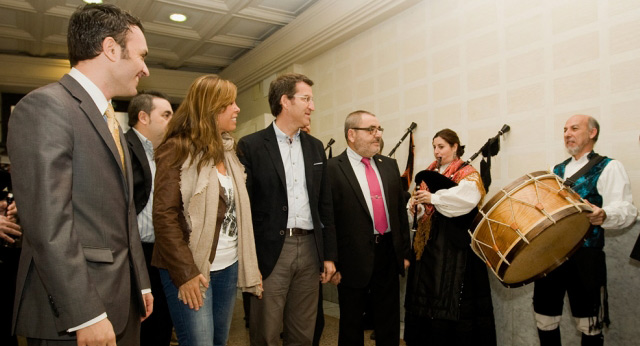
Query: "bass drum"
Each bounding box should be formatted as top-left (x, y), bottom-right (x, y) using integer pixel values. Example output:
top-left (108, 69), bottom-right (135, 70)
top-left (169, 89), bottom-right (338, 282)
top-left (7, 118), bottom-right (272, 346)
top-left (470, 171), bottom-right (592, 287)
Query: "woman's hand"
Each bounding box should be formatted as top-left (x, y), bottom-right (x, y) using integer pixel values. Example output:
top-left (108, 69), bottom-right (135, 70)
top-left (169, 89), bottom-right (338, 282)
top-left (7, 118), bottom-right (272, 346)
top-left (6, 201), bottom-right (17, 220)
top-left (408, 196), bottom-right (416, 215)
top-left (256, 275), bottom-right (264, 300)
top-left (413, 190), bottom-right (432, 205)
top-left (178, 274), bottom-right (208, 311)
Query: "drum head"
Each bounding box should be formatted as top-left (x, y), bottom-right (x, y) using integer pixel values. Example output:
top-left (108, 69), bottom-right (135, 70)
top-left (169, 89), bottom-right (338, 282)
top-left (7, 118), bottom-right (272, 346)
top-left (500, 210), bottom-right (591, 287)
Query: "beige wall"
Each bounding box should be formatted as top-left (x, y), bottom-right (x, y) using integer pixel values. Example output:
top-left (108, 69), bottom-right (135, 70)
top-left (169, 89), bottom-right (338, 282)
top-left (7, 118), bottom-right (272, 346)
top-left (0, 54), bottom-right (205, 102)
top-left (299, 0), bottom-right (640, 200)
top-left (236, 0), bottom-right (640, 344)
top-left (238, 0), bottom-right (640, 198)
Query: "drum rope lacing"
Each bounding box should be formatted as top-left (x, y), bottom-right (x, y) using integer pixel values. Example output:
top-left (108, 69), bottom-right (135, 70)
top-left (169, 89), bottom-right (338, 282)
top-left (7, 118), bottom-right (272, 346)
top-left (469, 173), bottom-right (583, 278)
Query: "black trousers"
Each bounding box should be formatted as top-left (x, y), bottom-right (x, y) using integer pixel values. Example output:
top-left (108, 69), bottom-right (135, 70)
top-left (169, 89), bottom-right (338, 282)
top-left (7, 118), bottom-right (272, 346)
top-left (337, 233), bottom-right (400, 346)
top-left (0, 246), bottom-right (20, 346)
top-left (534, 247), bottom-right (606, 319)
top-left (313, 283), bottom-right (325, 346)
top-left (140, 242), bottom-right (173, 346)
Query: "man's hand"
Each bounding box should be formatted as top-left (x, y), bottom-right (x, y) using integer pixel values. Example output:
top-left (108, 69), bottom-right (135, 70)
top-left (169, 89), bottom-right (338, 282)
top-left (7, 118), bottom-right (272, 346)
top-left (0, 216), bottom-right (21, 243)
top-left (140, 292), bottom-right (154, 322)
top-left (320, 261), bottom-right (336, 284)
top-left (329, 271), bottom-right (341, 286)
top-left (178, 274), bottom-right (208, 310)
top-left (404, 259), bottom-right (410, 270)
top-left (256, 275), bottom-right (263, 300)
top-left (76, 318), bottom-right (116, 346)
top-left (586, 201), bottom-right (607, 226)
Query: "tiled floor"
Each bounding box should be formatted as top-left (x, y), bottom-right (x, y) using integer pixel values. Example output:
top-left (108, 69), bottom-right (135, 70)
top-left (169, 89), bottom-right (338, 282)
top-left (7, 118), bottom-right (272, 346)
top-left (227, 292), bottom-right (405, 346)
top-left (16, 294), bottom-right (404, 345)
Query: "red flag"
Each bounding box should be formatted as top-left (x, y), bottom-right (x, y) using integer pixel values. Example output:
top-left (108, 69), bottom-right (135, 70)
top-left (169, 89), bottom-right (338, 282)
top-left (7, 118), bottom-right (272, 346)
top-left (400, 131), bottom-right (414, 191)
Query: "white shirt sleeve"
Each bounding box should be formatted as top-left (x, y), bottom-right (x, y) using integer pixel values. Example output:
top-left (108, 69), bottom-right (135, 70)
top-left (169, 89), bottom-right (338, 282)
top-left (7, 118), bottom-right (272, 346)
top-left (430, 174), bottom-right (482, 218)
top-left (597, 160), bottom-right (638, 229)
top-left (67, 313), bottom-right (107, 332)
top-left (66, 288), bottom-right (151, 332)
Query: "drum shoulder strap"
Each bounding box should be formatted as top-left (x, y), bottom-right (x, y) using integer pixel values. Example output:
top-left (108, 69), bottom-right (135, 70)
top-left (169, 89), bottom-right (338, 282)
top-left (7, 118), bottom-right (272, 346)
top-left (563, 154), bottom-right (605, 187)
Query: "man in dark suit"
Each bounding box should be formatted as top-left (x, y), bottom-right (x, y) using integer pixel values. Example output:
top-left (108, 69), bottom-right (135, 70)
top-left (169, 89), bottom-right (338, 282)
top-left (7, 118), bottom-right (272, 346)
top-left (327, 110), bottom-right (410, 346)
top-left (125, 91), bottom-right (173, 346)
top-left (632, 235), bottom-right (640, 261)
top-left (237, 73), bottom-right (337, 346)
top-left (7, 4), bottom-right (152, 346)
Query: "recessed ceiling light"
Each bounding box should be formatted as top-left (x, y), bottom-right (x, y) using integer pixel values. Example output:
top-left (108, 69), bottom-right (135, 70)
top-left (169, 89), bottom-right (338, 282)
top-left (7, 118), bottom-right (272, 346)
top-left (169, 13), bottom-right (187, 23)
top-left (83, 0), bottom-right (103, 3)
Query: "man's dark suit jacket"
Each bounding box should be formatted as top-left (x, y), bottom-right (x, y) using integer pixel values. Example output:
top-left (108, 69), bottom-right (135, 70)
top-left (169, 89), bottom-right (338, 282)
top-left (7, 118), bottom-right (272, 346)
top-left (125, 130), bottom-right (152, 214)
top-left (327, 150), bottom-right (410, 288)
top-left (7, 74), bottom-right (149, 340)
top-left (237, 123), bottom-right (337, 279)
top-left (631, 234), bottom-right (640, 261)
top-left (125, 129), bottom-right (174, 346)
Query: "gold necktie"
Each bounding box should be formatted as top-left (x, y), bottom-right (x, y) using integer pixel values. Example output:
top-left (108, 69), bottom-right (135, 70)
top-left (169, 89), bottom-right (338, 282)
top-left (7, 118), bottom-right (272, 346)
top-left (105, 104), bottom-right (126, 172)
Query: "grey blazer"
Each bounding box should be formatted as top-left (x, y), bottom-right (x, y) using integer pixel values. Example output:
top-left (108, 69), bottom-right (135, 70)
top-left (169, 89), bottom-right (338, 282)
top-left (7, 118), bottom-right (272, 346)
top-left (7, 74), bottom-right (150, 340)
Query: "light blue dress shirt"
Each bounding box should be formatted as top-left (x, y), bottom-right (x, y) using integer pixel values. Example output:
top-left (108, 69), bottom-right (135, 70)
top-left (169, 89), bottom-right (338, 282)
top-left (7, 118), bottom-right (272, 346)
top-left (273, 122), bottom-right (313, 230)
top-left (132, 128), bottom-right (156, 243)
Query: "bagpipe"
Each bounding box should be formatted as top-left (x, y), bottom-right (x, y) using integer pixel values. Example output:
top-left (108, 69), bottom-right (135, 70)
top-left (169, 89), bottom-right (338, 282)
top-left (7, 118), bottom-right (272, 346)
top-left (324, 138), bottom-right (335, 158)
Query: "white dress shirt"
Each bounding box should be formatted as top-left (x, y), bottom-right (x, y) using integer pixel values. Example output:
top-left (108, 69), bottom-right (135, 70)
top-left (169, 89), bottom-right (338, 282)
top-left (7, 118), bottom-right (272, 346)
top-left (346, 147), bottom-right (391, 234)
top-left (273, 122), bottom-right (313, 230)
top-left (560, 154), bottom-right (637, 229)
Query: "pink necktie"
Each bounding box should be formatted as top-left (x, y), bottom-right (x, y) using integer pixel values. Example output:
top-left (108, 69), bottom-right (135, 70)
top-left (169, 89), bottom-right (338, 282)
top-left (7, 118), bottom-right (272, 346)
top-left (361, 157), bottom-right (388, 234)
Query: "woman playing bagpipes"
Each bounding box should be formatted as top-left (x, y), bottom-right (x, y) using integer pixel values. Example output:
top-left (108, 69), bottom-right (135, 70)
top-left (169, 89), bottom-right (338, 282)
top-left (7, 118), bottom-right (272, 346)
top-left (403, 128), bottom-right (496, 346)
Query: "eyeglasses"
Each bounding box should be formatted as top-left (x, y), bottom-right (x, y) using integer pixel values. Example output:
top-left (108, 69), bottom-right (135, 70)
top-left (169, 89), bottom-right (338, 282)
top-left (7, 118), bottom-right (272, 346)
top-left (351, 126), bottom-right (384, 135)
top-left (293, 95), bottom-right (314, 103)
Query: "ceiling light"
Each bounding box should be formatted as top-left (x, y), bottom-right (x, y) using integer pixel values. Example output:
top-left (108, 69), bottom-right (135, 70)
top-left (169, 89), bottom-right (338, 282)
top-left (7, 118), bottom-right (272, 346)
top-left (83, 0), bottom-right (103, 3)
top-left (169, 13), bottom-right (187, 23)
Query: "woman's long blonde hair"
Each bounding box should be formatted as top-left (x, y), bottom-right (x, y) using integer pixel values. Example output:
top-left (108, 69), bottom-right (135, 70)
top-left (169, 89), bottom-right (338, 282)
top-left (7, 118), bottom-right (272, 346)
top-left (161, 75), bottom-right (237, 172)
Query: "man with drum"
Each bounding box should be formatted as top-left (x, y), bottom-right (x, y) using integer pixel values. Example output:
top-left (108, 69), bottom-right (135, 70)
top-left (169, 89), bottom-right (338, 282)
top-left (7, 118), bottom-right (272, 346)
top-left (533, 114), bottom-right (637, 346)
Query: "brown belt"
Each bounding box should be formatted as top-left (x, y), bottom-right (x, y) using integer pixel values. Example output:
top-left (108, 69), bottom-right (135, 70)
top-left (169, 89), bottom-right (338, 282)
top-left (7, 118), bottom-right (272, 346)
top-left (287, 228), bottom-right (314, 236)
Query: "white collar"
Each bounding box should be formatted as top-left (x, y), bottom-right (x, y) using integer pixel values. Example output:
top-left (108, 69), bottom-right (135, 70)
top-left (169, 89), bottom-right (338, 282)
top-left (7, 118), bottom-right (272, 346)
top-left (68, 67), bottom-right (110, 115)
top-left (273, 121), bottom-right (300, 143)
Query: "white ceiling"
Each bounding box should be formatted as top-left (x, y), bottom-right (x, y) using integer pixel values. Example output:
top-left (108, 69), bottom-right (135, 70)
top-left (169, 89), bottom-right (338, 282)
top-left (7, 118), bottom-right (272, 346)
top-left (0, 0), bottom-right (319, 73)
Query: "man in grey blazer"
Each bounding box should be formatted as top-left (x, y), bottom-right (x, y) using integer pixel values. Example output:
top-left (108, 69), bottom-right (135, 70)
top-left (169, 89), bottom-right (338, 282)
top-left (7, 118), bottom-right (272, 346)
top-left (7, 4), bottom-right (153, 346)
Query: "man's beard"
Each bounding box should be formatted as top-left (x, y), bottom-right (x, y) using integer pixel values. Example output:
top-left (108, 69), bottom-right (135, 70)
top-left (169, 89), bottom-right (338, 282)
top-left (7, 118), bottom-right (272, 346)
top-left (356, 140), bottom-right (380, 157)
top-left (566, 143), bottom-right (582, 156)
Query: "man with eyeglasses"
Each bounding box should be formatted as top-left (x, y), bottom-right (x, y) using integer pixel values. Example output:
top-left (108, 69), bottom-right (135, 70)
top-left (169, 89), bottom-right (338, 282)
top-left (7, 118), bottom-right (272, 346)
top-left (327, 110), bottom-right (411, 345)
top-left (237, 73), bottom-right (337, 346)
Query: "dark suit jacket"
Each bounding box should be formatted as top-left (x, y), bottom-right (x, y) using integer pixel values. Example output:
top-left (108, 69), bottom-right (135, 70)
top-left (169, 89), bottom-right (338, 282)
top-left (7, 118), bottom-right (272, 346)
top-left (125, 129), bottom-right (153, 215)
top-left (327, 150), bottom-right (410, 288)
top-left (7, 74), bottom-right (150, 339)
top-left (632, 234), bottom-right (640, 261)
top-left (237, 123), bottom-right (337, 279)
